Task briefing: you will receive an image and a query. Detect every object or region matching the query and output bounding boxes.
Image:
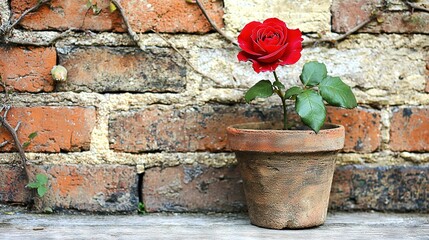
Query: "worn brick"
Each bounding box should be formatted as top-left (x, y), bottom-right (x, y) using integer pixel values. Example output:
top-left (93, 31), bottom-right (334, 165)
top-left (143, 163), bottom-right (428, 213)
top-left (109, 105), bottom-right (281, 153)
top-left (0, 107), bottom-right (96, 153)
top-left (0, 165), bottom-right (29, 204)
top-left (11, 0), bottom-right (223, 33)
top-left (330, 165), bottom-right (429, 212)
top-left (56, 47), bottom-right (186, 93)
top-left (109, 105), bottom-right (383, 153)
top-left (25, 164), bottom-right (139, 212)
top-left (0, 46), bottom-right (56, 92)
top-left (223, 0), bottom-right (331, 33)
top-left (332, 0), bottom-right (429, 33)
top-left (390, 107), bottom-right (429, 152)
top-left (326, 107), bottom-right (381, 153)
top-left (143, 164), bottom-right (245, 212)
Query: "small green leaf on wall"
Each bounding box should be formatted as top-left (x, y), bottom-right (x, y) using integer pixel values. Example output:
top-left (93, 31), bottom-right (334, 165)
top-left (28, 132), bottom-right (38, 140)
top-left (138, 202), bottom-right (146, 214)
top-left (109, 2), bottom-right (117, 12)
top-left (27, 174), bottom-right (49, 198)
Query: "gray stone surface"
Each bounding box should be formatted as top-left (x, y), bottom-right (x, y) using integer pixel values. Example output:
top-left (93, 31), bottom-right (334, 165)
top-left (0, 211), bottom-right (428, 239)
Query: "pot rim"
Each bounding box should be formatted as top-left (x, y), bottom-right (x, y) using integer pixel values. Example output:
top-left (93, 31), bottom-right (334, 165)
top-left (226, 122), bottom-right (345, 153)
top-left (227, 122), bottom-right (343, 133)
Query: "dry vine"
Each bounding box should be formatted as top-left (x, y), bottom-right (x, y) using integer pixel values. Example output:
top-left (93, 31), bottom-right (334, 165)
top-left (194, 0), bottom-right (237, 46)
top-left (404, 1), bottom-right (429, 13)
top-left (303, 15), bottom-right (378, 47)
top-left (0, 79), bottom-right (30, 181)
top-left (0, 0), bottom-right (53, 178)
top-left (110, 0), bottom-right (219, 83)
top-left (0, 0), bottom-right (51, 42)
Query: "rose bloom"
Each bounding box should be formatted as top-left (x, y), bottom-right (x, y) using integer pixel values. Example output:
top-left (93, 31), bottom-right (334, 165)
top-left (237, 18), bottom-right (303, 73)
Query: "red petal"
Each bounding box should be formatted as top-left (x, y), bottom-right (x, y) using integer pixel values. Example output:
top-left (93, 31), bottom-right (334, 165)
top-left (237, 51), bottom-right (250, 62)
top-left (262, 18), bottom-right (287, 30)
top-left (254, 61), bottom-right (281, 73)
top-left (238, 21), bottom-right (263, 55)
top-left (257, 43), bottom-right (288, 63)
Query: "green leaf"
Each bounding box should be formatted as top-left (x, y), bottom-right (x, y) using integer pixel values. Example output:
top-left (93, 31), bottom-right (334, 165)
top-left (273, 81), bottom-right (285, 90)
top-left (138, 202), bottom-right (146, 214)
top-left (36, 174), bottom-right (48, 185)
top-left (37, 185), bottom-right (48, 197)
top-left (285, 86), bottom-right (303, 99)
top-left (28, 132), bottom-right (38, 140)
top-left (22, 141), bottom-right (30, 149)
top-left (244, 80), bottom-right (273, 103)
top-left (300, 61), bottom-right (327, 86)
top-left (296, 90), bottom-right (326, 133)
top-left (109, 2), bottom-right (117, 12)
top-left (26, 182), bottom-right (40, 189)
top-left (319, 76), bottom-right (357, 109)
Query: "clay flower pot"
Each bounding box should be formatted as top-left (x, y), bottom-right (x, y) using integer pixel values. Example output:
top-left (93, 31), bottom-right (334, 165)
top-left (227, 122), bottom-right (345, 229)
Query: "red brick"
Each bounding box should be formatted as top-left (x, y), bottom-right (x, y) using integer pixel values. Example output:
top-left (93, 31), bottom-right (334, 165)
top-left (11, 0), bottom-right (124, 32)
top-left (0, 46), bottom-right (56, 93)
top-left (143, 164), bottom-right (245, 212)
top-left (11, 0), bottom-right (224, 33)
top-left (326, 107), bottom-right (381, 153)
top-left (390, 107), bottom-right (429, 152)
top-left (109, 105), bottom-right (281, 153)
top-left (0, 165), bottom-right (30, 203)
top-left (57, 47), bottom-right (186, 93)
top-left (110, 105), bottom-right (383, 153)
top-left (332, 0), bottom-right (429, 33)
top-left (0, 107), bottom-right (96, 153)
top-left (330, 165), bottom-right (429, 212)
top-left (143, 163), bottom-right (429, 213)
top-left (27, 164), bottom-right (138, 212)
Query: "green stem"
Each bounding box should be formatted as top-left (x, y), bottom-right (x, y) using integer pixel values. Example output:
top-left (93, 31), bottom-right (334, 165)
top-left (273, 71), bottom-right (287, 130)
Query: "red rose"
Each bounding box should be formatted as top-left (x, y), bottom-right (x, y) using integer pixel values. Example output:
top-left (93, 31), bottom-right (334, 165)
top-left (237, 18), bottom-right (303, 73)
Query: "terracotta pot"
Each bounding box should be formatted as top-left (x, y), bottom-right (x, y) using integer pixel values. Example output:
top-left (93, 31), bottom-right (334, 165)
top-left (227, 122), bottom-right (345, 229)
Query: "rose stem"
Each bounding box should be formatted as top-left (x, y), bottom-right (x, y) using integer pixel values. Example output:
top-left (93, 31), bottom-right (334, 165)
top-left (273, 71), bottom-right (287, 130)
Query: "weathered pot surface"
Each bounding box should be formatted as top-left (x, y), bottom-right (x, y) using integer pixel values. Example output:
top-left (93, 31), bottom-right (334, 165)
top-left (227, 122), bottom-right (345, 229)
top-left (227, 122), bottom-right (345, 153)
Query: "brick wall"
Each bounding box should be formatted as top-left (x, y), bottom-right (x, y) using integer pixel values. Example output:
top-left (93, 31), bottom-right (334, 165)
top-left (0, 0), bottom-right (428, 213)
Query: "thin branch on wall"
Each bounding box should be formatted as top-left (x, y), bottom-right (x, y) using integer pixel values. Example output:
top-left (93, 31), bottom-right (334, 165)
top-left (111, 0), bottom-right (218, 83)
top-left (151, 29), bottom-right (218, 82)
top-left (404, 1), bottom-right (429, 13)
top-left (110, 0), bottom-right (145, 50)
top-left (0, 0), bottom-right (52, 39)
top-left (303, 15), bottom-right (377, 47)
top-left (0, 80), bottom-right (29, 180)
top-left (194, 0), bottom-right (238, 46)
top-left (0, 108), bottom-right (28, 170)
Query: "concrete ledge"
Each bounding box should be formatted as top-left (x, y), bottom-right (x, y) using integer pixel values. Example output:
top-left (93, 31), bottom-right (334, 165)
top-left (0, 211), bottom-right (428, 239)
